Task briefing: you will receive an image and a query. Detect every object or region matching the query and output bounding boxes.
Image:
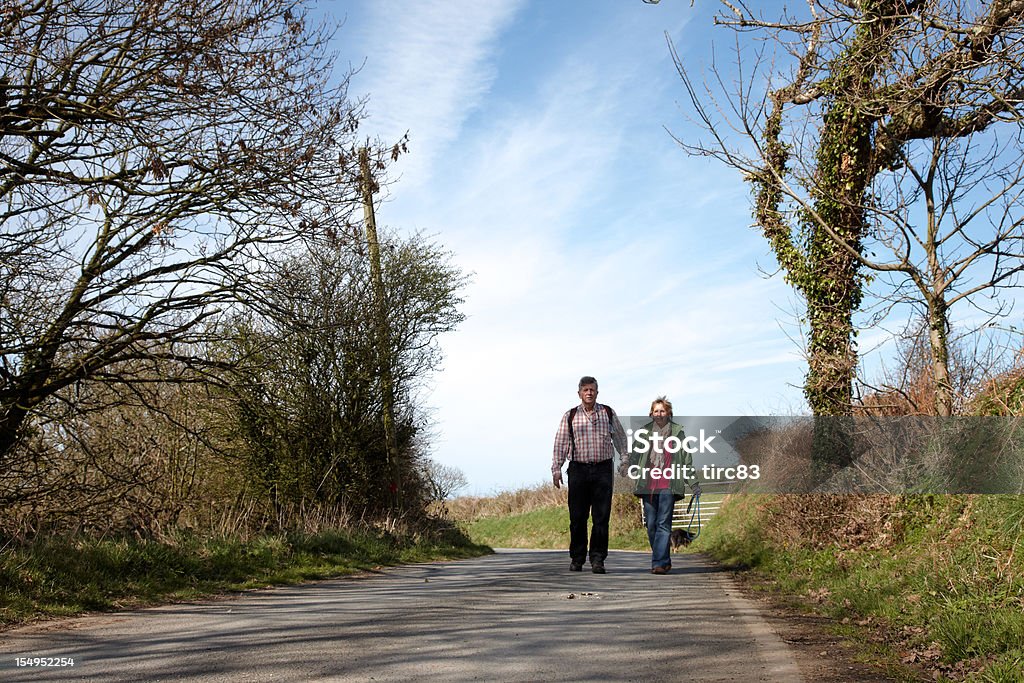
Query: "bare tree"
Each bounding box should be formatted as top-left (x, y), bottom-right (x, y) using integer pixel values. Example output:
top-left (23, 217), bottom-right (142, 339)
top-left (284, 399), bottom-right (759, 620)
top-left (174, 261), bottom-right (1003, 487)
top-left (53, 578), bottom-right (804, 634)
top-left (0, 0), bottom-right (365, 460)
top-left (0, 366), bottom-right (213, 538)
top-left (859, 130), bottom-right (1024, 414)
top-left (424, 460), bottom-right (468, 502)
top-left (673, 0), bottom-right (1024, 419)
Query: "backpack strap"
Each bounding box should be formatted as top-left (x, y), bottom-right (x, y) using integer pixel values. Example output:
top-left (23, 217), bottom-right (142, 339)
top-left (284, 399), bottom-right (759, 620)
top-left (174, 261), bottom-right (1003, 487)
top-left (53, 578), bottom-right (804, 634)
top-left (566, 404), bottom-right (615, 460)
top-left (567, 407), bottom-right (578, 459)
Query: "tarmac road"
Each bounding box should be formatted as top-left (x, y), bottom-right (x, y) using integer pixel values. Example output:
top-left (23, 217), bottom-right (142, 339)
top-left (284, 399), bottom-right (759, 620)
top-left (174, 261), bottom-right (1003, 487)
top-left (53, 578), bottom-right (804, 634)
top-left (0, 549), bottom-right (801, 682)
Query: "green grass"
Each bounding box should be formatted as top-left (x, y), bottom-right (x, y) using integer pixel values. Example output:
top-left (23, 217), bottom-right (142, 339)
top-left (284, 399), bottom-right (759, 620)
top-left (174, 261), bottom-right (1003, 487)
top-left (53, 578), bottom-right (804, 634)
top-left (0, 524), bottom-right (491, 628)
top-left (466, 506), bottom-right (569, 548)
top-left (694, 494), bottom-right (1024, 681)
top-left (464, 500), bottom-right (650, 551)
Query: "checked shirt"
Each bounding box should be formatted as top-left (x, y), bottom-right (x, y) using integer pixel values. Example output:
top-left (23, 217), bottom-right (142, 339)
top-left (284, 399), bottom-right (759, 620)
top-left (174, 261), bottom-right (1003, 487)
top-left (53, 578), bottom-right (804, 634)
top-left (551, 403), bottom-right (627, 476)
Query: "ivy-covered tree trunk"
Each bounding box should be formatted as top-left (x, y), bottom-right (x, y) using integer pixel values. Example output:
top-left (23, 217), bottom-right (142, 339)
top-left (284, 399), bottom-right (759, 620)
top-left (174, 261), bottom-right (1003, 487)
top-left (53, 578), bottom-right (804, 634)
top-left (803, 102), bottom-right (871, 418)
top-left (756, 2), bottom-right (910, 467)
top-left (803, 98), bottom-right (873, 468)
top-left (927, 296), bottom-right (954, 417)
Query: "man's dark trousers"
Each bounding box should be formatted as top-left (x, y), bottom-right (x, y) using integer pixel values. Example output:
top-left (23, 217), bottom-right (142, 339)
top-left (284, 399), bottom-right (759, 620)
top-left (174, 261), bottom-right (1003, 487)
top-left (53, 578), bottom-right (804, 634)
top-left (567, 459), bottom-right (614, 565)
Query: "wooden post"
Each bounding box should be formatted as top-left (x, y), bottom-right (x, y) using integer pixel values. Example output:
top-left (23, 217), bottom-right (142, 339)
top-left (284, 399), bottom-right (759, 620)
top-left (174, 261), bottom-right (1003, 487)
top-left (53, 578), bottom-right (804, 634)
top-left (358, 147), bottom-right (402, 508)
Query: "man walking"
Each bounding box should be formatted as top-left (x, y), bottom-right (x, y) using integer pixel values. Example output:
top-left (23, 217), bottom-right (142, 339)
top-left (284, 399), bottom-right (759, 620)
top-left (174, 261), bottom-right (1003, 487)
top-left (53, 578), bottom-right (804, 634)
top-left (552, 376), bottom-right (627, 574)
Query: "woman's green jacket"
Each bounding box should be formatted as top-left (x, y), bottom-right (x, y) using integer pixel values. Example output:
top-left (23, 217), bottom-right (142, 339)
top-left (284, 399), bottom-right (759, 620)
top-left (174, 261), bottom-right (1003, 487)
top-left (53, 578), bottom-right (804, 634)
top-left (627, 419), bottom-right (698, 500)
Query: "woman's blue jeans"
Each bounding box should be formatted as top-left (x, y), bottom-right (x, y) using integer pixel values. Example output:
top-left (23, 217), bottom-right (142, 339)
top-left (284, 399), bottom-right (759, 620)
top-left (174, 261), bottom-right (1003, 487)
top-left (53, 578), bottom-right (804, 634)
top-left (642, 491), bottom-right (675, 569)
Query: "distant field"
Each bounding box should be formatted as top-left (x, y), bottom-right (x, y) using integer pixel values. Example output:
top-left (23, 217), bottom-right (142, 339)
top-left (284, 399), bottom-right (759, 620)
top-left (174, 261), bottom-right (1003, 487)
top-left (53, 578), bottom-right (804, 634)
top-left (452, 482), bottom-right (723, 552)
top-left (463, 499), bottom-right (650, 552)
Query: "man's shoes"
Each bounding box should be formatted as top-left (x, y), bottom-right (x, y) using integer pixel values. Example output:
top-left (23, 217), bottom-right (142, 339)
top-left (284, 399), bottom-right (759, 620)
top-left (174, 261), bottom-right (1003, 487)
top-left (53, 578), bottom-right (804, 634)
top-left (591, 562), bottom-right (606, 574)
top-left (569, 562), bottom-right (583, 572)
top-left (651, 566), bottom-right (670, 575)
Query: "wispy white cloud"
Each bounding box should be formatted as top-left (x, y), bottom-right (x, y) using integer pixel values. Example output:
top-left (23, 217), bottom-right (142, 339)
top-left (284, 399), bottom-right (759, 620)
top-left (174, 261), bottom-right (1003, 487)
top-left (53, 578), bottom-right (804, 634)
top-left (352, 0), bottom-right (526, 189)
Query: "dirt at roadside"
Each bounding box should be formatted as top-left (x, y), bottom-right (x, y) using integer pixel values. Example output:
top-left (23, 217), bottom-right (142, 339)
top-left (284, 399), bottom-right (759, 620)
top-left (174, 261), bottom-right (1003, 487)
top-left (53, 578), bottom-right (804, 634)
top-left (730, 572), bottom-right (912, 682)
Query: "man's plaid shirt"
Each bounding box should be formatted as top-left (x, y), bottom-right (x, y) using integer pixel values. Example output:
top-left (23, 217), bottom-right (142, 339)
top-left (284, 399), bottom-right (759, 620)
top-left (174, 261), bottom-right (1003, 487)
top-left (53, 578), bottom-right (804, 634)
top-left (551, 403), bottom-right (627, 476)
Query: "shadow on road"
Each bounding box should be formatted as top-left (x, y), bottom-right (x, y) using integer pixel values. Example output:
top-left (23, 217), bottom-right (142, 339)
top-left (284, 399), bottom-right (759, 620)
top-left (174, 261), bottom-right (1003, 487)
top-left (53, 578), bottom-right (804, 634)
top-left (1, 549), bottom-right (793, 682)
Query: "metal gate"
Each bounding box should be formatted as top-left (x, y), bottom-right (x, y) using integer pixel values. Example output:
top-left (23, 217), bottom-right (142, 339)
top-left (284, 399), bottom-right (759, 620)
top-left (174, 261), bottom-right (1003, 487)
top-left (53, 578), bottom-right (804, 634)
top-left (638, 480), bottom-right (737, 530)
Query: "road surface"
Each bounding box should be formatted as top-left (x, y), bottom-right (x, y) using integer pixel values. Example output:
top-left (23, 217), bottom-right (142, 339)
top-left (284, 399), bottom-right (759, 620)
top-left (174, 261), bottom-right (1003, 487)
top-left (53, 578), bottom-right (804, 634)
top-left (1, 549), bottom-right (801, 682)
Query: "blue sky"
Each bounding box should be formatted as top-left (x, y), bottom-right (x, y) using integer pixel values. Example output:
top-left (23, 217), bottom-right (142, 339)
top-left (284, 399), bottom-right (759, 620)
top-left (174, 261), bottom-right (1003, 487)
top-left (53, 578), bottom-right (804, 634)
top-left (325, 0), bottom-right (824, 494)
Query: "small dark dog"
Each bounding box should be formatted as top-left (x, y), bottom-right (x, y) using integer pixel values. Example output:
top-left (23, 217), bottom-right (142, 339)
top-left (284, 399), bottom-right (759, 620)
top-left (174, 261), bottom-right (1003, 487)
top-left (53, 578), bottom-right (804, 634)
top-left (670, 528), bottom-right (696, 550)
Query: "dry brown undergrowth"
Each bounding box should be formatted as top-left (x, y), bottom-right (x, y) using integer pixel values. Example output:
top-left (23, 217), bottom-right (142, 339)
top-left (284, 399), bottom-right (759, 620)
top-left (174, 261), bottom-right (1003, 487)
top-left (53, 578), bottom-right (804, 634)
top-left (436, 483), bottom-right (567, 521)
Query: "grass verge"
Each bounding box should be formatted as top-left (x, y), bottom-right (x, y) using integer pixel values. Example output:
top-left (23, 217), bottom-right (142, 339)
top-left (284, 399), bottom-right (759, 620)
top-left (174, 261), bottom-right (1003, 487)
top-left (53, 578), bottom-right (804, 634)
top-left (462, 493), bottom-right (650, 551)
top-left (0, 522), bottom-right (491, 629)
top-left (694, 494), bottom-right (1024, 682)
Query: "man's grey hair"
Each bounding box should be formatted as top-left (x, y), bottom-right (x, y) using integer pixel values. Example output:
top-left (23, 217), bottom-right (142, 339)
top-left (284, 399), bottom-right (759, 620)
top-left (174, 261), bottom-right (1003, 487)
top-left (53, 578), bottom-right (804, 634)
top-left (578, 376), bottom-right (598, 390)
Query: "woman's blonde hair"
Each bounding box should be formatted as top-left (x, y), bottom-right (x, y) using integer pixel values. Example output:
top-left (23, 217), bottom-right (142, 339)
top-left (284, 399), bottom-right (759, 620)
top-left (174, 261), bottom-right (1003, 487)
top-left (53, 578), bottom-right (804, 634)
top-left (649, 396), bottom-right (673, 417)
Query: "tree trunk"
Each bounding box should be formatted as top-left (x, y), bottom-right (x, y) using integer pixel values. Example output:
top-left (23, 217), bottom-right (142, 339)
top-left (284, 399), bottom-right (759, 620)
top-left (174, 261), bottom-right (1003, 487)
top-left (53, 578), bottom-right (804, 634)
top-left (0, 400), bottom-right (30, 462)
top-left (928, 297), bottom-right (954, 417)
top-left (358, 147), bottom-right (402, 509)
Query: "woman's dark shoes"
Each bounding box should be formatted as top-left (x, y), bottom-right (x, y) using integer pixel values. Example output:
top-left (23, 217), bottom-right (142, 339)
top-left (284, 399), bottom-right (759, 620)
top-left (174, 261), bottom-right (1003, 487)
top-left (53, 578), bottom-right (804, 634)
top-left (651, 566), bottom-right (670, 575)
